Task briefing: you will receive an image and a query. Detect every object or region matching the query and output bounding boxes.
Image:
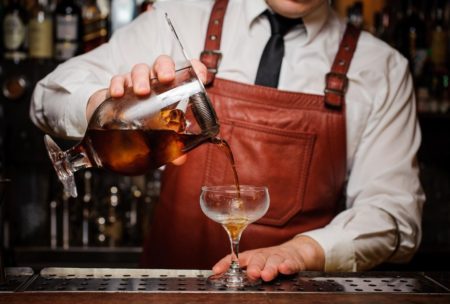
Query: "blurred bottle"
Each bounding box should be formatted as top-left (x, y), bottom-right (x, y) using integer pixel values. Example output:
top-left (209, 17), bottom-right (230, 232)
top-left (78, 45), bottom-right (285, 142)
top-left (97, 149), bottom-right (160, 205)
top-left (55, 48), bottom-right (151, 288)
top-left (430, 0), bottom-right (448, 68)
top-left (0, 95), bottom-right (4, 177)
top-left (139, 0), bottom-right (153, 14)
top-left (0, 0), bottom-right (4, 55)
top-left (2, 0), bottom-right (29, 61)
top-left (141, 170), bottom-right (160, 239)
top-left (29, 0), bottom-right (53, 60)
top-left (347, 1), bottom-right (363, 29)
top-left (373, 4), bottom-right (396, 46)
top-left (81, 170), bottom-right (93, 247)
top-left (110, 0), bottom-right (136, 34)
top-left (105, 186), bottom-right (123, 247)
top-left (54, 0), bottom-right (81, 61)
top-left (427, 0), bottom-right (449, 114)
top-left (123, 184), bottom-right (141, 245)
top-left (81, 0), bottom-right (108, 52)
top-left (446, 0), bottom-right (450, 65)
top-left (395, 0), bottom-right (428, 84)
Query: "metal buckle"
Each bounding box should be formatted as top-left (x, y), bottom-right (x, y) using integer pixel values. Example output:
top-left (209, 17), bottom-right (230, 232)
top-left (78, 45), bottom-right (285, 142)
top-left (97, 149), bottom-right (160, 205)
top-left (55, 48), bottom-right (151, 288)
top-left (324, 72), bottom-right (348, 96)
top-left (200, 50), bottom-right (222, 73)
top-left (324, 88), bottom-right (345, 96)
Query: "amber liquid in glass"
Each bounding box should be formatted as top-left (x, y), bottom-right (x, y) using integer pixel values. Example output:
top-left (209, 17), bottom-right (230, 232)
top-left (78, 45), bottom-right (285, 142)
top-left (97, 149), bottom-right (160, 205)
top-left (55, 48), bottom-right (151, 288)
top-left (223, 217), bottom-right (249, 240)
top-left (83, 129), bottom-right (204, 175)
top-left (77, 108), bottom-right (241, 199)
top-left (73, 108), bottom-right (204, 174)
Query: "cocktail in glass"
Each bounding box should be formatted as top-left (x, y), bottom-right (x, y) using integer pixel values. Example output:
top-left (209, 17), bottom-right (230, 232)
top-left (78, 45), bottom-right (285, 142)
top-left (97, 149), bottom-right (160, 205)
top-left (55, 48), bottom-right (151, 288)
top-left (200, 185), bottom-right (270, 288)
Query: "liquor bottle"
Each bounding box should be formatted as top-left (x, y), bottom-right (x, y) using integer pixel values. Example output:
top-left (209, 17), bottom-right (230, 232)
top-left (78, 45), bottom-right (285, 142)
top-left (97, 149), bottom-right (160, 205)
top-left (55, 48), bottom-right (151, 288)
top-left (347, 1), bottom-right (363, 29)
top-left (29, 0), bottom-right (53, 59)
top-left (0, 0), bottom-right (4, 55)
top-left (446, 0), bottom-right (450, 66)
top-left (81, 0), bottom-right (108, 52)
top-left (430, 0), bottom-right (448, 68)
top-left (139, 0), bottom-right (154, 14)
top-left (110, 0), bottom-right (136, 34)
top-left (123, 183), bottom-right (142, 245)
top-left (54, 0), bottom-right (81, 61)
top-left (106, 186), bottom-right (123, 247)
top-left (373, 4), bottom-right (397, 47)
top-left (395, 0), bottom-right (428, 83)
top-left (0, 96), bottom-right (5, 177)
top-left (426, 0), bottom-right (449, 113)
top-left (2, 0), bottom-right (29, 61)
top-left (81, 170), bottom-right (93, 247)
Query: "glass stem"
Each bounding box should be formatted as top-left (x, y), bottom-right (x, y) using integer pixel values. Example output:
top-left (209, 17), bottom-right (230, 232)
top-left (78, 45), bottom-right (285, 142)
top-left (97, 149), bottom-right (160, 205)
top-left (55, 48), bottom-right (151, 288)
top-left (229, 238), bottom-right (240, 272)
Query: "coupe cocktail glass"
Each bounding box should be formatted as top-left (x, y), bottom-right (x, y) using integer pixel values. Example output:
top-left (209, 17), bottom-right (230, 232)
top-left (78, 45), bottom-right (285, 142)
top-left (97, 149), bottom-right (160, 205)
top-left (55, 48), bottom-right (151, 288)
top-left (200, 185), bottom-right (270, 288)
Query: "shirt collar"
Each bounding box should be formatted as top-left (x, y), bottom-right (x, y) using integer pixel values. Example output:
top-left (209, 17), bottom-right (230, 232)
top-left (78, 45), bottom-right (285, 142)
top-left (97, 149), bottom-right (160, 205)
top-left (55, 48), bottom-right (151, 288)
top-left (243, 0), bottom-right (267, 28)
top-left (302, 0), bottom-right (331, 44)
top-left (243, 0), bottom-right (331, 45)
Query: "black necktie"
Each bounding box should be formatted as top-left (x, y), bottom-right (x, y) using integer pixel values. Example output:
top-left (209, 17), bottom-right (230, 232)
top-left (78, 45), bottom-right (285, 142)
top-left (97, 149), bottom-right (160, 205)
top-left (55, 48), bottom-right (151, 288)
top-left (255, 10), bottom-right (302, 88)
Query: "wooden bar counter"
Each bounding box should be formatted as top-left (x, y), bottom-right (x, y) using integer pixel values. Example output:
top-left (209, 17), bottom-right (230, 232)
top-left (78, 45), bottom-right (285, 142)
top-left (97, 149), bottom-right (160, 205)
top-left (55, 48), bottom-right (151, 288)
top-left (0, 268), bottom-right (449, 304)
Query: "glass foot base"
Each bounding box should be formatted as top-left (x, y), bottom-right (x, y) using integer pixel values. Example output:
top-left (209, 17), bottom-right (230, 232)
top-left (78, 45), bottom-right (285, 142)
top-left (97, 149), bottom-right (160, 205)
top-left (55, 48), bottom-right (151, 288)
top-left (207, 269), bottom-right (261, 289)
top-left (44, 135), bottom-right (78, 198)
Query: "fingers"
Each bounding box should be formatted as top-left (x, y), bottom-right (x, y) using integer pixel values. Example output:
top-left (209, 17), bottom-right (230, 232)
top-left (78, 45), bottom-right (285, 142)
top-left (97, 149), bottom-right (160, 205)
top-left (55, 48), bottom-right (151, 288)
top-left (109, 73), bottom-right (132, 97)
top-left (152, 55), bottom-right (176, 83)
top-left (109, 55), bottom-right (206, 99)
top-left (109, 55), bottom-right (175, 98)
top-left (152, 56), bottom-right (206, 84)
top-left (212, 255), bottom-right (231, 274)
top-left (131, 63), bottom-right (152, 95)
top-left (240, 246), bottom-right (306, 282)
top-left (278, 257), bottom-right (305, 275)
top-left (191, 59), bottom-right (207, 84)
top-left (260, 254), bottom-right (285, 282)
top-left (242, 251), bottom-right (266, 280)
top-left (244, 251), bottom-right (285, 281)
top-left (213, 247), bottom-right (304, 283)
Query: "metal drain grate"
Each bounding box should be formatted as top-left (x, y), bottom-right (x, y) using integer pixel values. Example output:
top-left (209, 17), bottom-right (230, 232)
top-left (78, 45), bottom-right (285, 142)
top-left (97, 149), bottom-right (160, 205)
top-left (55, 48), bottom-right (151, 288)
top-left (283, 272), bottom-right (448, 293)
top-left (26, 268), bottom-right (210, 292)
top-left (0, 267), bottom-right (34, 292)
top-left (22, 268), bottom-right (449, 293)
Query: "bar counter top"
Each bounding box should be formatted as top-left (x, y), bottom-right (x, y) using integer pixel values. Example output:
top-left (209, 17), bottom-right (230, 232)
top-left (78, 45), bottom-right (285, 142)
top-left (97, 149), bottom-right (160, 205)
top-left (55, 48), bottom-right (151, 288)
top-left (0, 267), bottom-right (449, 304)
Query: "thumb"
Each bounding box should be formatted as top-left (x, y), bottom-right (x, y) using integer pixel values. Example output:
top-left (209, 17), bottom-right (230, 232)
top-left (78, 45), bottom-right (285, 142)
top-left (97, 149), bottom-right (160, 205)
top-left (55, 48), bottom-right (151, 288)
top-left (212, 254), bottom-right (231, 274)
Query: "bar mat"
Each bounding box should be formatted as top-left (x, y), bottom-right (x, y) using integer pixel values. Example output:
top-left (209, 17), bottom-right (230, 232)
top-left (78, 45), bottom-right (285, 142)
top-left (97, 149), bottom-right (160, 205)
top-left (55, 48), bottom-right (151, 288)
top-left (15, 268), bottom-right (449, 293)
top-left (0, 267), bottom-right (34, 292)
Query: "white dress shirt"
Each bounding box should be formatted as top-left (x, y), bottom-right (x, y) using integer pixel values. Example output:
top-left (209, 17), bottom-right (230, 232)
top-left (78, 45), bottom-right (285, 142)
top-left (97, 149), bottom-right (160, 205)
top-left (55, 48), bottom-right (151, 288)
top-left (30, 0), bottom-right (425, 271)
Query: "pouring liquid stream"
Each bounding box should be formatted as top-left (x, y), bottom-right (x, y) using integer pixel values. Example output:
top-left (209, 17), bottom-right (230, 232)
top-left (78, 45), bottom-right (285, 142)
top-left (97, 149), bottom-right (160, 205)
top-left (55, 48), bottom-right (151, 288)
top-left (210, 137), bottom-right (241, 199)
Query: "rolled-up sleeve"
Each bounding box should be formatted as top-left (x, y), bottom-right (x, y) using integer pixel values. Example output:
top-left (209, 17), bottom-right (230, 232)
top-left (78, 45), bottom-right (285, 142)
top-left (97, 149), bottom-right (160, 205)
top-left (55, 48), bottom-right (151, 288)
top-left (31, 64), bottom-right (107, 139)
top-left (302, 52), bottom-right (425, 272)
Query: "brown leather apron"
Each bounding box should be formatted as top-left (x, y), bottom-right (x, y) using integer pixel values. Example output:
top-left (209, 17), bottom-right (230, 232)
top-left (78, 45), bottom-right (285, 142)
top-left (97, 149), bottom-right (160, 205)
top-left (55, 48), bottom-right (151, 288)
top-left (141, 0), bottom-right (360, 269)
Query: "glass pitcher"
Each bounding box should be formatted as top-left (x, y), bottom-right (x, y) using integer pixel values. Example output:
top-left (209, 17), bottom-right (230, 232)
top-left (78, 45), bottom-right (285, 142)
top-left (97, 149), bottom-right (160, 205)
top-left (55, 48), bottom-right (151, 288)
top-left (45, 65), bottom-right (219, 198)
top-left (44, 14), bottom-right (220, 198)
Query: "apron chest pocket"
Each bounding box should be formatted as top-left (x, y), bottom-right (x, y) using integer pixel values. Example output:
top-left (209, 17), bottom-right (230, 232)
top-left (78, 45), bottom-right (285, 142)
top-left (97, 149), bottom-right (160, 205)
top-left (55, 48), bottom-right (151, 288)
top-left (204, 119), bottom-right (316, 226)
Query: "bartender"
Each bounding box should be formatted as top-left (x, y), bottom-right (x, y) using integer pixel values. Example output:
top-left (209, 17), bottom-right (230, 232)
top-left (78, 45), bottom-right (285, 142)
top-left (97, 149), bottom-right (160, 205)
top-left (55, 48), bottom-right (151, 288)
top-left (30, 0), bottom-right (424, 282)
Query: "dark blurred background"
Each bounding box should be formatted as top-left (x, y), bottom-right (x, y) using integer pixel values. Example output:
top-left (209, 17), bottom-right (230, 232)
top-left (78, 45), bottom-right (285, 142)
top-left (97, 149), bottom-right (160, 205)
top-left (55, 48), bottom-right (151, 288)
top-left (0, 0), bottom-right (449, 271)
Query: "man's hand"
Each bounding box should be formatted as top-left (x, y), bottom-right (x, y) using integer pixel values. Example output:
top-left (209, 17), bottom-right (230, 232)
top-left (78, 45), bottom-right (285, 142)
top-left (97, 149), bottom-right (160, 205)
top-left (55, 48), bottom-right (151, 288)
top-left (86, 55), bottom-right (208, 122)
top-left (212, 236), bottom-right (325, 282)
top-left (85, 55), bottom-right (208, 166)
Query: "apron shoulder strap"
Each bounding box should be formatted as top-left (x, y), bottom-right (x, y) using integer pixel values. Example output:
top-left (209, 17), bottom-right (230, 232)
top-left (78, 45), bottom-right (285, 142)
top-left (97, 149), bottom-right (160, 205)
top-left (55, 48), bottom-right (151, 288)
top-left (324, 23), bottom-right (361, 109)
top-left (200, 1), bottom-right (361, 102)
top-left (200, 0), bottom-right (229, 86)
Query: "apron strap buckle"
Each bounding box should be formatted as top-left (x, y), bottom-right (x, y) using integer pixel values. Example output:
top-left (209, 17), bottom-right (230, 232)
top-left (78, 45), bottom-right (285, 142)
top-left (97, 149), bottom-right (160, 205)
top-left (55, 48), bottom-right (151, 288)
top-left (324, 72), bottom-right (348, 109)
top-left (200, 50), bottom-right (223, 86)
